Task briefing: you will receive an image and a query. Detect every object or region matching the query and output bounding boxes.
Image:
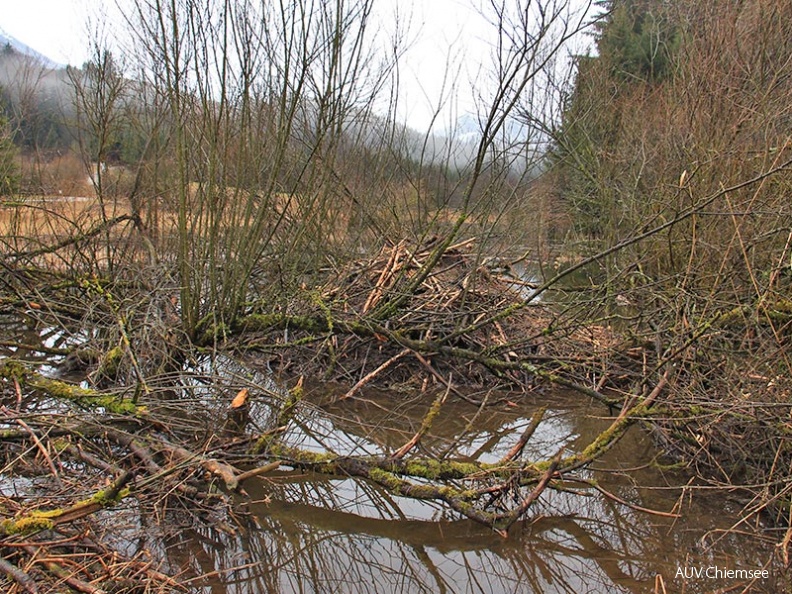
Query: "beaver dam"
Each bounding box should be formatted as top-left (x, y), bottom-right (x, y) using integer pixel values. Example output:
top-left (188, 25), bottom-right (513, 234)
top-left (0, 223), bottom-right (789, 593)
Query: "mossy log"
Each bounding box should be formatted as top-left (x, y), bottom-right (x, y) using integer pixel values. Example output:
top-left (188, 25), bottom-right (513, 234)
top-left (0, 359), bottom-right (144, 415)
top-left (0, 471), bottom-right (134, 536)
top-left (717, 299), bottom-right (792, 328)
top-left (254, 390), bottom-right (663, 534)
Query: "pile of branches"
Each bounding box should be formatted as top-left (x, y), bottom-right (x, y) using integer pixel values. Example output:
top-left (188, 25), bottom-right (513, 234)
top-left (0, 344), bottom-right (670, 592)
top-left (231, 238), bottom-right (621, 404)
top-left (640, 308), bottom-right (792, 535)
top-left (0, 406), bottom-right (190, 592)
top-left (0, 235), bottom-right (680, 591)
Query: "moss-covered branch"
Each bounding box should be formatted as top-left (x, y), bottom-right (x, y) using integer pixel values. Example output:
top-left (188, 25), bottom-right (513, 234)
top-left (0, 471), bottom-right (134, 536)
top-left (253, 381), bottom-right (666, 535)
top-left (0, 359), bottom-right (144, 415)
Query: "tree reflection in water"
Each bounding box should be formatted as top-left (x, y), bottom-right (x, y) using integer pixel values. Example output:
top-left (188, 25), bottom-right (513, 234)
top-left (154, 388), bottom-right (773, 593)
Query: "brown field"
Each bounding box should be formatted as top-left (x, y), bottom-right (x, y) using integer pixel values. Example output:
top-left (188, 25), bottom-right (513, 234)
top-left (0, 195), bottom-right (141, 269)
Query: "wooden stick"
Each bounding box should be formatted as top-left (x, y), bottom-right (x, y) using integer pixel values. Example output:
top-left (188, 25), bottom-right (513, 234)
top-left (338, 348), bottom-right (410, 401)
top-left (23, 545), bottom-right (107, 594)
top-left (410, 351), bottom-right (474, 403)
top-left (500, 454), bottom-right (561, 534)
top-left (391, 383), bottom-right (449, 460)
top-left (363, 241), bottom-right (405, 314)
top-left (499, 407), bottom-right (545, 464)
top-left (235, 461), bottom-right (281, 483)
top-left (3, 407), bottom-right (63, 488)
top-left (0, 557), bottom-right (39, 594)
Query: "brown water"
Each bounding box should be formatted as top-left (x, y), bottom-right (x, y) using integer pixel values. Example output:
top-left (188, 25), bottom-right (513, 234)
top-left (0, 318), bottom-right (780, 593)
top-left (158, 388), bottom-right (776, 594)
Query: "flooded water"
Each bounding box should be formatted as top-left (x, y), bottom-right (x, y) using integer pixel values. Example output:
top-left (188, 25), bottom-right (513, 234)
top-left (0, 318), bottom-right (780, 593)
top-left (161, 387), bottom-right (776, 594)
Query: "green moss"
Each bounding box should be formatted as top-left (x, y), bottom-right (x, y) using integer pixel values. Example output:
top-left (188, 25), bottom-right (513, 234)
top-left (50, 437), bottom-right (71, 454)
top-left (770, 298), bottom-right (792, 313)
top-left (275, 381), bottom-right (304, 428)
top-left (196, 319), bottom-right (230, 345)
top-left (1, 515), bottom-right (55, 535)
top-left (1, 361), bottom-right (143, 414)
top-left (445, 495), bottom-right (473, 514)
top-left (0, 429), bottom-right (23, 439)
top-left (238, 313), bottom-right (330, 334)
top-left (252, 435), bottom-right (273, 455)
top-left (762, 308), bottom-right (792, 324)
top-left (26, 376), bottom-right (142, 415)
top-left (309, 290), bottom-right (334, 333)
top-left (402, 483), bottom-right (443, 499)
top-left (368, 468), bottom-right (476, 502)
top-left (438, 485), bottom-right (476, 500)
top-left (98, 345), bottom-right (124, 379)
top-left (398, 459), bottom-right (483, 481)
top-left (264, 443), bottom-right (338, 470)
top-left (0, 509), bottom-right (63, 534)
top-left (0, 359), bottom-right (29, 381)
top-left (239, 313), bottom-right (287, 332)
top-left (532, 403), bottom-right (652, 472)
top-left (86, 486), bottom-right (131, 506)
top-left (369, 467), bottom-right (401, 490)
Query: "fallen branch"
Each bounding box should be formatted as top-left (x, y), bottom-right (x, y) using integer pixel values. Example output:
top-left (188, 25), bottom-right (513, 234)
top-left (499, 454), bottom-right (561, 535)
top-left (339, 348), bottom-right (410, 401)
top-left (391, 383), bottom-right (449, 460)
top-left (0, 360), bottom-right (144, 415)
top-left (10, 214), bottom-right (138, 262)
top-left (500, 407), bottom-right (545, 464)
top-left (22, 544), bottom-right (107, 594)
top-left (1, 471), bottom-right (134, 536)
top-left (0, 556), bottom-right (39, 594)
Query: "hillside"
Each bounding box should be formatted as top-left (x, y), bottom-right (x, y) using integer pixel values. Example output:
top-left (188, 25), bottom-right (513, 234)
top-left (0, 27), bottom-right (61, 69)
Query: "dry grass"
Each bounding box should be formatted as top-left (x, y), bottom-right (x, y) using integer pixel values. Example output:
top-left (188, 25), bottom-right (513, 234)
top-left (16, 152), bottom-right (94, 197)
top-left (0, 196), bottom-right (131, 264)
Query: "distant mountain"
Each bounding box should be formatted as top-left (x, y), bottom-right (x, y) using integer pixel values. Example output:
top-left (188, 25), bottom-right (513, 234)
top-left (443, 113), bottom-right (482, 141)
top-left (0, 28), bottom-right (62, 69)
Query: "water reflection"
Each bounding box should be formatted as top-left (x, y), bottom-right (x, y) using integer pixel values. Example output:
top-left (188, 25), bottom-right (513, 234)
top-left (163, 391), bottom-right (774, 593)
top-left (163, 475), bottom-right (772, 593)
top-left (0, 324), bottom-right (776, 592)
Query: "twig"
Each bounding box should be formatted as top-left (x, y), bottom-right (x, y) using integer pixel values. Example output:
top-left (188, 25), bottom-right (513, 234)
top-left (391, 383), bottom-right (450, 460)
top-left (22, 545), bottom-right (107, 594)
top-left (0, 556), bottom-right (39, 594)
top-left (570, 478), bottom-right (680, 518)
top-left (50, 471), bottom-right (134, 527)
top-left (410, 351), bottom-right (472, 402)
top-left (500, 454), bottom-right (561, 534)
top-left (5, 408), bottom-right (63, 488)
top-left (499, 407), bottom-right (545, 464)
top-left (235, 461), bottom-right (281, 483)
top-left (338, 348), bottom-right (410, 401)
top-left (13, 376), bottom-right (23, 408)
top-left (12, 214), bottom-right (137, 262)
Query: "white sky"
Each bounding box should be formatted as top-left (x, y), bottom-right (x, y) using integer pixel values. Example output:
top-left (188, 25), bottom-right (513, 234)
top-left (0, 0), bottom-right (102, 65)
top-left (0, 0), bottom-right (592, 131)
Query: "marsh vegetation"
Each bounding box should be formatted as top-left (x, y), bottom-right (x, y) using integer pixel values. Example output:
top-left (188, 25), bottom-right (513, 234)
top-left (1, 0), bottom-right (792, 592)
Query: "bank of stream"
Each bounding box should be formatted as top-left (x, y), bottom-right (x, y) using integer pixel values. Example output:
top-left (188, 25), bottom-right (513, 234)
top-left (1, 229), bottom-right (789, 594)
top-left (0, 321), bottom-right (780, 593)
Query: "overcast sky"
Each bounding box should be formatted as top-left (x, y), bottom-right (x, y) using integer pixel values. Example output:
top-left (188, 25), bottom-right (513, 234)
top-left (0, 0), bottom-right (593, 131)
